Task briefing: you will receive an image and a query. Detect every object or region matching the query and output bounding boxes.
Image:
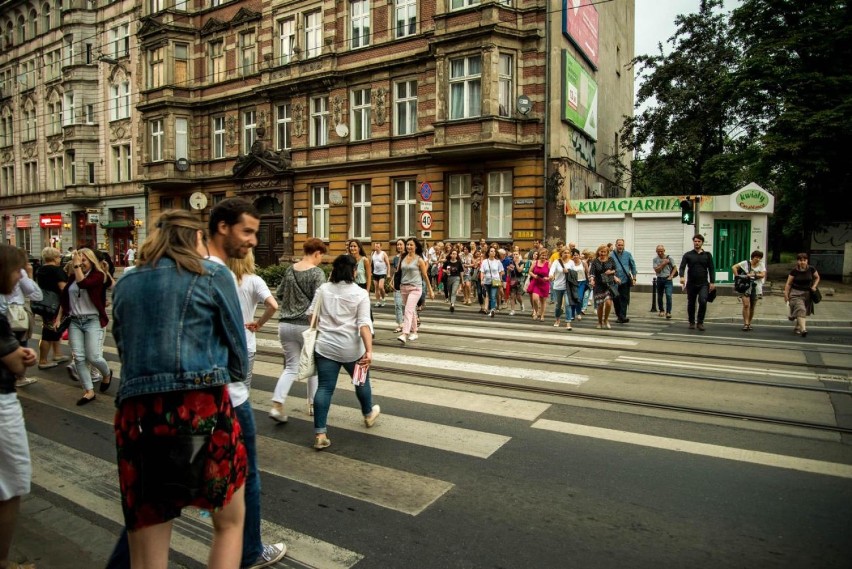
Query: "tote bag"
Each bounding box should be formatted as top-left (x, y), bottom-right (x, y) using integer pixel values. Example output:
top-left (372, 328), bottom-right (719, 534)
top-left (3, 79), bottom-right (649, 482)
top-left (297, 292), bottom-right (323, 381)
top-left (7, 304), bottom-right (29, 332)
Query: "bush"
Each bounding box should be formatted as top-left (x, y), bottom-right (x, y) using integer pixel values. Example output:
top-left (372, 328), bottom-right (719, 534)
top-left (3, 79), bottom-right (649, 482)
top-left (256, 263), bottom-right (290, 289)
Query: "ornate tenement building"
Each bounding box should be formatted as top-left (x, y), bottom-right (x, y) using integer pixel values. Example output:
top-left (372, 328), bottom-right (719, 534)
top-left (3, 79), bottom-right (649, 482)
top-left (0, 0), bottom-right (633, 265)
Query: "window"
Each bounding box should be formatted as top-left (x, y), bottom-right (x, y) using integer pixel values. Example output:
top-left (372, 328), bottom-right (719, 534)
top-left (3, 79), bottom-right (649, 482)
top-left (351, 88), bottom-right (371, 141)
top-left (350, 0), bottom-right (371, 49)
top-left (487, 171), bottom-right (512, 238)
top-left (449, 55), bottom-right (481, 119)
top-left (311, 185), bottom-right (329, 240)
top-left (22, 104), bottom-right (36, 141)
top-left (395, 0), bottom-right (416, 38)
top-left (42, 3), bottom-right (51, 31)
top-left (174, 43), bottom-right (188, 85)
top-left (63, 91), bottom-right (75, 125)
top-left (0, 165), bottom-right (14, 196)
top-left (240, 31), bottom-right (256, 75)
top-left (277, 19), bottom-right (295, 65)
top-left (63, 35), bottom-right (73, 66)
top-left (17, 15), bottom-right (24, 44)
top-left (23, 161), bottom-right (38, 193)
top-left (66, 150), bottom-right (76, 184)
top-left (310, 96), bottom-right (328, 147)
top-left (110, 23), bottom-right (129, 59)
top-left (209, 40), bottom-right (224, 82)
top-left (28, 9), bottom-right (37, 38)
top-left (85, 43), bottom-right (93, 65)
top-left (112, 144), bottom-right (131, 182)
top-left (150, 119), bottom-right (163, 161)
top-left (175, 0), bottom-right (187, 11)
top-left (85, 104), bottom-right (94, 124)
top-left (110, 81), bottom-right (130, 121)
top-left (159, 196), bottom-right (174, 210)
top-left (0, 110), bottom-right (12, 146)
top-left (448, 174), bottom-right (471, 239)
top-left (394, 80), bottom-right (417, 135)
top-left (149, 0), bottom-right (164, 13)
top-left (305, 11), bottom-right (322, 59)
top-left (48, 157), bottom-right (64, 190)
top-left (46, 100), bottom-right (61, 135)
top-left (351, 182), bottom-right (371, 240)
top-left (243, 111), bottom-right (256, 152)
top-left (20, 60), bottom-right (36, 90)
top-left (276, 104), bottom-right (291, 151)
top-left (212, 116), bottom-right (225, 159)
top-left (498, 53), bottom-right (513, 117)
top-left (148, 47), bottom-right (164, 88)
top-left (175, 117), bottom-right (188, 161)
top-left (451, 0), bottom-right (480, 8)
top-left (394, 179), bottom-right (417, 238)
top-left (87, 162), bottom-right (95, 184)
top-left (45, 49), bottom-right (62, 81)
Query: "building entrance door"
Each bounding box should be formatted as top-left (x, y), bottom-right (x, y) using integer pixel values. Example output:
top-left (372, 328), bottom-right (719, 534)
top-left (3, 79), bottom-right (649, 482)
top-left (255, 218), bottom-right (284, 267)
top-left (713, 220), bottom-right (751, 282)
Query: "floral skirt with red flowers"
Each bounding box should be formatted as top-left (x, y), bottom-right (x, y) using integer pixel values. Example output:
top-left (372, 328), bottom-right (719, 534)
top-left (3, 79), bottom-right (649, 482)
top-left (113, 386), bottom-right (247, 531)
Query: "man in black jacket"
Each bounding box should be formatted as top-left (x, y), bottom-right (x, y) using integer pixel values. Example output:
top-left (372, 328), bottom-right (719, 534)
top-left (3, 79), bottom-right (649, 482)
top-left (679, 234), bottom-right (716, 331)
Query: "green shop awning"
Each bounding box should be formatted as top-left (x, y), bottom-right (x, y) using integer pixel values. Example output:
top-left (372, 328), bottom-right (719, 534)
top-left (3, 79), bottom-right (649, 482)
top-left (100, 220), bottom-right (134, 229)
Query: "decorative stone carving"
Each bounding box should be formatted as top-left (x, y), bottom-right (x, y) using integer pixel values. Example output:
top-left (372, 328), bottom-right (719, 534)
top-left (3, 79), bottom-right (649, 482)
top-left (470, 173), bottom-right (484, 210)
top-left (226, 114), bottom-right (237, 146)
top-left (374, 87), bottom-right (387, 126)
top-left (22, 143), bottom-right (36, 159)
top-left (110, 119), bottom-right (130, 141)
top-left (331, 95), bottom-right (343, 126)
top-left (48, 138), bottom-right (62, 153)
top-left (292, 102), bottom-right (304, 137)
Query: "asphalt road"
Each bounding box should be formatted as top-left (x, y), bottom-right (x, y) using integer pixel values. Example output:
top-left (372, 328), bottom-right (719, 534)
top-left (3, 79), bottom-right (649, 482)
top-left (11, 307), bottom-right (852, 569)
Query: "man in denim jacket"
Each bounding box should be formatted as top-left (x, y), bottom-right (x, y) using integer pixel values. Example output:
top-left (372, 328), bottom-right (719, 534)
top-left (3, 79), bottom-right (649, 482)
top-left (612, 238), bottom-right (637, 323)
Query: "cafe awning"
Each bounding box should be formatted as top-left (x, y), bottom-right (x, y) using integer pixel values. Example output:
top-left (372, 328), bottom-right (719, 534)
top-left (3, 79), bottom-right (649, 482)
top-left (100, 220), bottom-right (134, 229)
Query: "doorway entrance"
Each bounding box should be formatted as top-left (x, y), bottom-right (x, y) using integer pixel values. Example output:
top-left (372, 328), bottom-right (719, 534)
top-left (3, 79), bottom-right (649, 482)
top-left (713, 220), bottom-right (751, 282)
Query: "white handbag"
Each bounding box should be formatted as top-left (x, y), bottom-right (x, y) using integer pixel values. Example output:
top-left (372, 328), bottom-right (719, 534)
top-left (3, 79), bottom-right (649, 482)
top-left (7, 304), bottom-right (29, 332)
top-left (297, 292), bottom-right (322, 382)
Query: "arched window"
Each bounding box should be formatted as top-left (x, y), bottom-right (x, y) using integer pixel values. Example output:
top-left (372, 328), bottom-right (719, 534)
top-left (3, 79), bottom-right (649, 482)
top-left (29, 9), bottom-right (38, 38)
top-left (54, 0), bottom-right (62, 27)
top-left (42, 3), bottom-right (51, 30)
top-left (17, 15), bottom-right (25, 43)
top-left (254, 196), bottom-right (283, 215)
top-left (4, 21), bottom-right (13, 48)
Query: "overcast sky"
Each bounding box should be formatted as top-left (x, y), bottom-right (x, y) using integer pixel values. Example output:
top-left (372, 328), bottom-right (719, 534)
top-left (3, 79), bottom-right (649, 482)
top-left (634, 0), bottom-right (741, 59)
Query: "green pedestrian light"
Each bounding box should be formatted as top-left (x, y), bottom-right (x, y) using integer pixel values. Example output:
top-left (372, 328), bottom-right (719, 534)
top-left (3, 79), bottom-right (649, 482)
top-left (680, 198), bottom-right (695, 225)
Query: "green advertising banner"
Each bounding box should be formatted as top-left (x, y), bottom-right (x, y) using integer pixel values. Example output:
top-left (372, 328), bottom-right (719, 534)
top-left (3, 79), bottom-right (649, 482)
top-left (562, 50), bottom-right (598, 141)
top-left (566, 196), bottom-right (715, 216)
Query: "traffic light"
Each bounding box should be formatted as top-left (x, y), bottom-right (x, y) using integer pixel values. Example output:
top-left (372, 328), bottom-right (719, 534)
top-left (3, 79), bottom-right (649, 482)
top-left (680, 198), bottom-right (695, 225)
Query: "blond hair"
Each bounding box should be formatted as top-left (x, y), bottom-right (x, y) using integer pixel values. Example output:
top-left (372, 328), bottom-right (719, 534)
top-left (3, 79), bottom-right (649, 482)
top-left (77, 248), bottom-right (113, 286)
top-left (595, 244), bottom-right (610, 257)
top-left (41, 246), bottom-right (61, 262)
top-left (227, 249), bottom-right (256, 284)
top-left (138, 210), bottom-right (206, 274)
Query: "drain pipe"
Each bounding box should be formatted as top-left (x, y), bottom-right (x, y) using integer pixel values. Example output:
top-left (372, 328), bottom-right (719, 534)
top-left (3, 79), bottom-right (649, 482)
top-left (542, 3), bottom-right (552, 242)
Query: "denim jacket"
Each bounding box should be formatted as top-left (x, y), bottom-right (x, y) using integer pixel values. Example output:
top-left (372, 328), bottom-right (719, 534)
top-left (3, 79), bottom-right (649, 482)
top-left (111, 257), bottom-right (248, 406)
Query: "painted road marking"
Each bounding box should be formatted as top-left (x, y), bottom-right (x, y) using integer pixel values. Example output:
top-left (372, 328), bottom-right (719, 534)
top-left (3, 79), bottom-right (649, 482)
top-left (616, 355), bottom-right (821, 380)
top-left (28, 433), bottom-right (363, 568)
top-left (531, 420), bottom-right (852, 479)
top-left (21, 382), bottom-right (455, 516)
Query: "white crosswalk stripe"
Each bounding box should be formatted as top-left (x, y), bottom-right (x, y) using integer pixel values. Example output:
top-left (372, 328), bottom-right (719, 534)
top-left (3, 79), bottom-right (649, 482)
top-left (615, 355), bottom-right (821, 380)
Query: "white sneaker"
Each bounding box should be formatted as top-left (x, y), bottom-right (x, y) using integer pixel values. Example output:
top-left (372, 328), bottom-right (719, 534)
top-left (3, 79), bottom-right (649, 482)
top-left (408, 333), bottom-right (419, 341)
top-left (509, 310), bottom-right (515, 316)
top-left (269, 405), bottom-right (288, 423)
top-left (364, 405), bottom-right (381, 428)
top-left (398, 334), bottom-right (407, 344)
top-left (244, 542), bottom-right (287, 569)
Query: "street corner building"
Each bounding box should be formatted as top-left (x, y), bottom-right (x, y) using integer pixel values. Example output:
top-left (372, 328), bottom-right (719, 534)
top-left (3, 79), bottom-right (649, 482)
top-left (0, 0), bottom-right (634, 266)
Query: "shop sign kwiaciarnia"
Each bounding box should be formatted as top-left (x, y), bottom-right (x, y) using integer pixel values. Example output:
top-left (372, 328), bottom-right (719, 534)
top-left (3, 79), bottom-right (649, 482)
top-left (566, 196), bottom-right (713, 216)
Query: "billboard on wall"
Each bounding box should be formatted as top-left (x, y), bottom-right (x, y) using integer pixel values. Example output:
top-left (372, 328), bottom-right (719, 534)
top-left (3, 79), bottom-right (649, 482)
top-left (562, 0), bottom-right (599, 69)
top-left (562, 50), bottom-right (598, 141)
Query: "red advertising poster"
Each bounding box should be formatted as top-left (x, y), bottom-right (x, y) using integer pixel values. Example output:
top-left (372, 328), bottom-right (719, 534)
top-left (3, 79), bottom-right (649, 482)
top-left (39, 213), bottom-right (63, 228)
top-left (562, 0), bottom-right (599, 69)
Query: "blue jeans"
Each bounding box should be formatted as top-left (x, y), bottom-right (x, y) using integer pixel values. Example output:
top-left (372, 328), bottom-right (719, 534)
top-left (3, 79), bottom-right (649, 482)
top-left (394, 290), bottom-right (403, 325)
top-left (656, 278), bottom-right (673, 314)
top-left (486, 284), bottom-right (499, 311)
top-left (314, 353), bottom-right (374, 435)
top-left (68, 315), bottom-right (110, 391)
top-left (552, 288), bottom-right (567, 319)
top-left (105, 399), bottom-right (262, 569)
top-left (571, 281), bottom-right (587, 319)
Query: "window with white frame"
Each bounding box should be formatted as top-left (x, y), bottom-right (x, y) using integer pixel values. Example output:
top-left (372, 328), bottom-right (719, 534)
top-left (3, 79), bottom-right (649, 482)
top-left (45, 49), bottom-right (62, 80)
top-left (351, 88), bottom-right (371, 141)
top-left (0, 165), bottom-right (14, 196)
top-left (28, 9), bottom-right (36, 38)
top-left (110, 23), bottom-right (130, 59)
top-left (310, 96), bottom-right (328, 147)
top-left (350, 0), bottom-right (371, 49)
top-left (351, 182), bottom-right (371, 240)
top-left (277, 18), bottom-right (295, 65)
top-left (304, 11), bottom-right (321, 59)
top-left (451, 0), bottom-right (479, 9)
top-left (23, 161), bottom-right (37, 193)
top-left (243, 110), bottom-right (256, 152)
top-left (448, 173), bottom-right (471, 239)
top-left (150, 119), bottom-right (163, 161)
top-left (110, 81), bottom-right (130, 121)
top-left (66, 150), bottom-right (76, 185)
top-left (175, 0), bottom-right (187, 11)
top-left (0, 69), bottom-right (11, 96)
top-left (212, 116), bottom-right (225, 159)
top-left (42, 3), bottom-right (51, 31)
top-left (209, 40), bottom-right (224, 82)
top-left (20, 60), bottom-right (36, 90)
top-left (394, 179), bottom-right (417, 238)
top-left (174, 43), bottom-right (189, 85)
top-left (394, 80), bottom-right (417, 135)
top-left (0, 110), bottom-right (12, 146)
top-left (276, 103), bottom-right (291, 151)
top-left (149, 0), bottom-right (164, 13)
top-left (395, 0), bottom-right (416, 38)
top-left (63, 35), bottom-right (73, 67)
top-left (22, 103), bottom-right (36, 141)
top-left (112, 144), bottom-right (131, 182)
top-left (48, 156), bottom-right (63, 190)
top-left (175, 117), bottom-right (188, 161)
top-left (312, 185), bottom-right (329, 240)
top-left (240, 31), bottom-right (256, 75)
top-left (63, 91), bottom-right (75, 125)
top-left (498, 53), bottom-right (513, 117)
top-left (85, 104), bottom-right (94, 124)
top-left (487, 171), bottom-right (512, 239)
top-left (47, 99), bottom-right (62, 135)
top-left (148, 47), bottom-right (164, 88)
top-left (449, 55), bottom-right (481, 119)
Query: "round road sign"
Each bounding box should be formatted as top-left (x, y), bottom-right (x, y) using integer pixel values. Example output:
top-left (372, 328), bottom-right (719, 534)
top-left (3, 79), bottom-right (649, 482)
top-left (419, 182), bottom-right (433, 201)
top-left (419, 211), bottom-right (433, 230)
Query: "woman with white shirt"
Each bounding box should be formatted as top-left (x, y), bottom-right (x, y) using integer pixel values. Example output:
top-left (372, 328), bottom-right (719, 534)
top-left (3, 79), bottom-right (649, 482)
top-left (308, 255), bottom-right (380, 450)
top-left (371, 242), bottom-right (390, 307)
top-left (0, 259), bottom-right (42, 386)
top-left (567, 249), bottom-right (588, 322)
top-left (548, 248), bottom-right (573, 330)
top-left (480, 247), bottom-right (504, 318)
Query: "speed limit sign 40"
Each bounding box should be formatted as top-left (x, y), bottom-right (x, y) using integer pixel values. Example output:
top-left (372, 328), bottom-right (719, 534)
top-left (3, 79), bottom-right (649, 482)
top-left (419, 211), bottom-right (433, 230)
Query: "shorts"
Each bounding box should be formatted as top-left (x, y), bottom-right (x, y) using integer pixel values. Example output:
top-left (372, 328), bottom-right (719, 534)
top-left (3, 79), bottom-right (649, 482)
top-left (0, 393), bottom-right (32, 501)
top-left (114, 386), bottom-right (247, 530)
top-left (372, 273), bottom-right (387, 282)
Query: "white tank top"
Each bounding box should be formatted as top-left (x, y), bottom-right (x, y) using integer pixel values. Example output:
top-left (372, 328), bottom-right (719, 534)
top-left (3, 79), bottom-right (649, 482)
top-left (371, 251), bottom-right (388, 275)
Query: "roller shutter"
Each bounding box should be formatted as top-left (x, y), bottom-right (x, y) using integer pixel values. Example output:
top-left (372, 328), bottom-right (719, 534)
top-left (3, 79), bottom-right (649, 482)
top-left (576, 219), bottom-right (625, 253)
top-left (633, 218), bottom-right (685, 281)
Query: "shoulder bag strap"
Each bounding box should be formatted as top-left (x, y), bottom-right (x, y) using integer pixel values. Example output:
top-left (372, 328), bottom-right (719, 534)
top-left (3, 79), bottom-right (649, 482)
top-left (309, 288), bottom-right (323, 330)
top-left (613, 252), bottom-right (628, 275)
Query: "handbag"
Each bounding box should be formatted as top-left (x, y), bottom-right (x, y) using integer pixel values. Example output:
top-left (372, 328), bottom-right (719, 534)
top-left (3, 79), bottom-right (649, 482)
top-left (297, 291), bottom-right (323, 381)
top-left (139, 431), bottom-right (212, 502)
top-left (811, 288), bottom-right (822, 304)
top-left (31, 290), bottom-right (60, 318)
top-left (733, 262), bottom-right (753, 294)
top-left (6, 304), bottom-right (29, 332)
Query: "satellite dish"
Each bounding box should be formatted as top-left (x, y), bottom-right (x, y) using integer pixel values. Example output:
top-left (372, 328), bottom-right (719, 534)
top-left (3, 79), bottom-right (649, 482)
top-left (335, 123), bottom-right (349, 137)
top-left (175, 157), bottom-right (189, 171)
top-left (189, 192), bottom-right (208, 210)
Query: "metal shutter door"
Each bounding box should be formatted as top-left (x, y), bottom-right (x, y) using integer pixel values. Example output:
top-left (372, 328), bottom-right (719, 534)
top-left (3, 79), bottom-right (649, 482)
top-left (634, 219), bottom-right (685, 281)
top-left (577, 219), bottom-right (625, 253)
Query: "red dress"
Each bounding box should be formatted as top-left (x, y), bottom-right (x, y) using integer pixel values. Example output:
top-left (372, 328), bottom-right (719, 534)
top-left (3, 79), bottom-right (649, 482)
top-left (527, 261), bottom-right (551, 297)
